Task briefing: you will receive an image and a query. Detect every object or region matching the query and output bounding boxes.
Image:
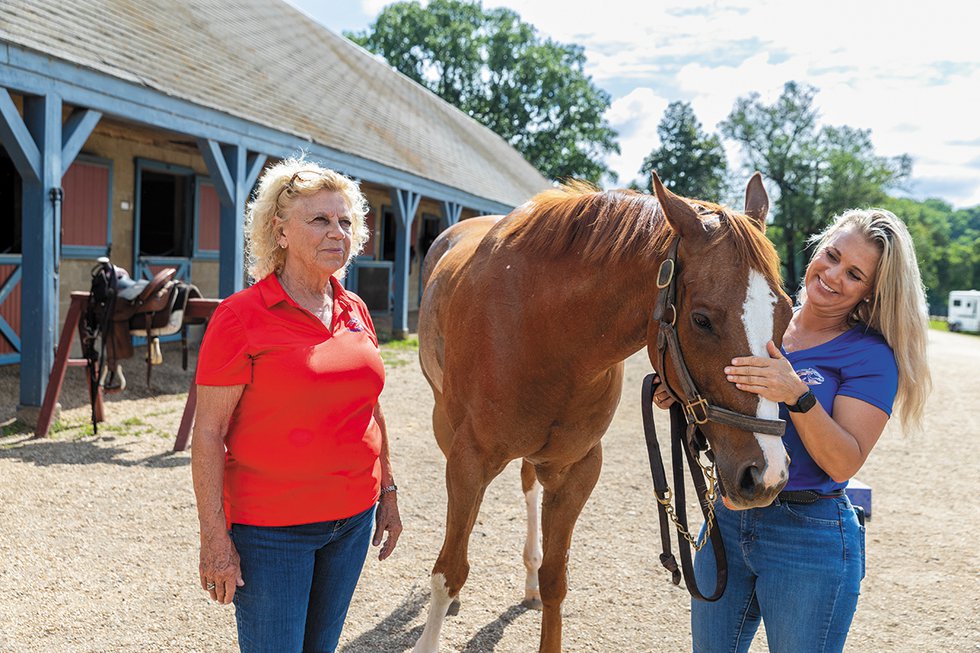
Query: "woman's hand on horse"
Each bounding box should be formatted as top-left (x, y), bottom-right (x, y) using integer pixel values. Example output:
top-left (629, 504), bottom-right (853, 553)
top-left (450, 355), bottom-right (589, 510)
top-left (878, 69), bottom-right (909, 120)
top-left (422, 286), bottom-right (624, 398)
top-left (725, 340), bottom-right (808, 405)
top-left (199, 528), bottom-right (244, 605)
top-left (651, 373), bottom-right (676, 409)
top-left (374, 492), bottom-right (403, 561)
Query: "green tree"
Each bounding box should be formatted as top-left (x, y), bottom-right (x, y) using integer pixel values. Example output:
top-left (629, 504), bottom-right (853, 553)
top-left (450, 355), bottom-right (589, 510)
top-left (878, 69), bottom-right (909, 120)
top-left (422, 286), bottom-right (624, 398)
top-left (346, 0), bottom-right (619, 183)
top-left (721, 82), bottom-right (822, 286)
top-left (884, 197), bottom-right (980, 312)
top-left (722, 82), bottom-right (909, 287)
top-left (639, 101), bottom-right (728, 201)
top-left (817, 126), bottom-right (911, 223)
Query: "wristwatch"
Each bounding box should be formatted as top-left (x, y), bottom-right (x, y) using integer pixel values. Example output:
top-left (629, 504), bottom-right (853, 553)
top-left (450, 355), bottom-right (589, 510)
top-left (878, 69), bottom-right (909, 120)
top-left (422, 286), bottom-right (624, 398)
top-left (786, 389), bottom-right (816, 413)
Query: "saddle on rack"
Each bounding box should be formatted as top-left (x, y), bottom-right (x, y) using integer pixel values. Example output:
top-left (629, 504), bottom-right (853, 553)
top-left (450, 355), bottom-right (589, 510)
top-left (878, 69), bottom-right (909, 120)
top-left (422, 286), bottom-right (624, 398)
top-left (81, 258), bottom-right (204, 411)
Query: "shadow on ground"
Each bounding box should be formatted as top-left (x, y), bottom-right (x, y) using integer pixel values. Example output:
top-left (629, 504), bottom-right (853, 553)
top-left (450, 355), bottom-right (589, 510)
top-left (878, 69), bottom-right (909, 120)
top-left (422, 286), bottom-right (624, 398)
top-left (0, 434), bottom-right (188, 468)
top-left (340, 586), bottom-right (532, 652)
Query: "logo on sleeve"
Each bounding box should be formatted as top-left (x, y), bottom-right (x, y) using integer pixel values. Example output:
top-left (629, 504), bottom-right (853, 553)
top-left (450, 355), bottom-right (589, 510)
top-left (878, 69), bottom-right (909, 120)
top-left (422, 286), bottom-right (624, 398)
top-left (796, 368), bottom-right (825, 385)
top-left (345, 316), bottom-right (363, 332)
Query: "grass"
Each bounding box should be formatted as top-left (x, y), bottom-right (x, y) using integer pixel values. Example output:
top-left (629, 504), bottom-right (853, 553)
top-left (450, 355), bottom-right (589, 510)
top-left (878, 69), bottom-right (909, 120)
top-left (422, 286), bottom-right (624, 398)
top-left (930, 319), bottom-right (979, 336)
top-left (1, 419), bottom-right (32, 437)
top-left (379, 335), bottom-right (419, 367)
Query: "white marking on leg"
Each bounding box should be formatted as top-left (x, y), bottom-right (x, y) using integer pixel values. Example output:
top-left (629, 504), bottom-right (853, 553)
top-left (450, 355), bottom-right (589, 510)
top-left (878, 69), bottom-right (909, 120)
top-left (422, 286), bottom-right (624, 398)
top-left (523, 480), bottom-right (543, 606)
top-left (413, 573), bottom-right (453, 653)
top-left (741, 269), bottom-right (789, 486)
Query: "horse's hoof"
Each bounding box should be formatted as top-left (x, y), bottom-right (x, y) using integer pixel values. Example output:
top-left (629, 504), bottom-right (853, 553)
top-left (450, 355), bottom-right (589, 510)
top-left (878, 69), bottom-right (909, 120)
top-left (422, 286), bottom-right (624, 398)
top-left (521, 596), bottom-right (543, 611)
top-left (446, 597), bottom-right (461, 616)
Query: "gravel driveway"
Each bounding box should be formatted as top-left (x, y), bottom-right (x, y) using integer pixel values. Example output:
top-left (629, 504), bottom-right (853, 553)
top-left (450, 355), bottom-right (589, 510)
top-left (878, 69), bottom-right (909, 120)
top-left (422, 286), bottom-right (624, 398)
top-left (0, 329), bottom-right (977, 652)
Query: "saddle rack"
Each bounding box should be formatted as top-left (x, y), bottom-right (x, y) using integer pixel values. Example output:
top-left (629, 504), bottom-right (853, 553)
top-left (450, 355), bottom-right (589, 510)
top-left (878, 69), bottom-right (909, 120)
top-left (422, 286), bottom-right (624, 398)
top-left (34, 290), bottom-right (220, 451)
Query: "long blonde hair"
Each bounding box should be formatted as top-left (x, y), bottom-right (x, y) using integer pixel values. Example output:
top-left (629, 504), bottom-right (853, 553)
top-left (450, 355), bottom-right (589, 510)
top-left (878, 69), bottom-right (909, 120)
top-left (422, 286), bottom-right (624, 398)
top-left (245, 158), bottom-right (370, 280)
top-left (798, 208), bottom-right (931, 431)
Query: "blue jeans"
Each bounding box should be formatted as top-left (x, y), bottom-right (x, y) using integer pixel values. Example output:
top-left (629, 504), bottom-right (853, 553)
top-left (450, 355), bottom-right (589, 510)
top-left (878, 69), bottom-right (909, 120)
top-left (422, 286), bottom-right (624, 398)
top-left (229, 505), bottom-right (376, 653)
top-left (691, 496), bottom-right (865, 653)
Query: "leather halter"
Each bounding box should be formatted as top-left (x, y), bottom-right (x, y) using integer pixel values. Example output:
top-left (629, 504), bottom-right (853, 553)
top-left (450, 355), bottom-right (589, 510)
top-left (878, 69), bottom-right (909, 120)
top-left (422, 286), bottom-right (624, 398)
top-left (652, 237), bottom-right (786, 438)
top-left (643, 236), bottom-right (787, 601)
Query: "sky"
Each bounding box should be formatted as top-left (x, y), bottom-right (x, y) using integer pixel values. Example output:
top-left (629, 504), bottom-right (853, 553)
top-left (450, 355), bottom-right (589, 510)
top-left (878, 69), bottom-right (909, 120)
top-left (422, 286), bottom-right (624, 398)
top-left (288, 0), bottom-right (980, 208)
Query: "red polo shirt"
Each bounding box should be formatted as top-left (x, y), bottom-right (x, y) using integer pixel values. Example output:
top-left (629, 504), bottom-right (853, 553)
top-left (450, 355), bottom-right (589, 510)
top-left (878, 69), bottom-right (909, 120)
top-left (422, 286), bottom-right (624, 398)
top-left (196, 273), bottom-right (385, 527)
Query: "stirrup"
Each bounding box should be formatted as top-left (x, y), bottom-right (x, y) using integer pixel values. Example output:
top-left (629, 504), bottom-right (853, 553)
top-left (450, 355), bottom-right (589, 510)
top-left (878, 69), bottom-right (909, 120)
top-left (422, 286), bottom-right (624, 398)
top-left (100, 363), bottom-right (127, 394)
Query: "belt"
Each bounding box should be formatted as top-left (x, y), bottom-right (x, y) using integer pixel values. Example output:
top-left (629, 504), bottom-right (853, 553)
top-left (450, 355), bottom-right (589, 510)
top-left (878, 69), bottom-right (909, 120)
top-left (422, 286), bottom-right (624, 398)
top-left (776, 489), bottom-right (845, 504)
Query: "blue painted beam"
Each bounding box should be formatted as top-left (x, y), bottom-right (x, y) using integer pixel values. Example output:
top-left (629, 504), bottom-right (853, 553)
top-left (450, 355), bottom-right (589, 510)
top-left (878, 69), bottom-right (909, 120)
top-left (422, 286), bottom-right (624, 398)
top-left (390, 188), bottom-right (421, 337)
top-left (19, 92), bottom-right (62, 408)
top-left (196, 138), bottom-right (234, 206)
top-left (218, 143), bottom-right (247, 297)
top-left (0, 87), bottom-right (41, 183)
top-left (60, 108), bottom-right (101, 177)
top-left (245, 152), bottom-right (267, 194)
top-left (1, 47), bottom-right (522, 215)
top-left (441, 201), bottom-right (463, 229)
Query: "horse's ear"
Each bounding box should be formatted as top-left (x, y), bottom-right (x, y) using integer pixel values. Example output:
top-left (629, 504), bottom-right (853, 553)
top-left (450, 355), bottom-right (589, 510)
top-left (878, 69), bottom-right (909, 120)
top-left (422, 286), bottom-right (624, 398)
top-left (652, 171), bottom-right (705, 241)
top-left (743, 172), bottom-right (769, 232)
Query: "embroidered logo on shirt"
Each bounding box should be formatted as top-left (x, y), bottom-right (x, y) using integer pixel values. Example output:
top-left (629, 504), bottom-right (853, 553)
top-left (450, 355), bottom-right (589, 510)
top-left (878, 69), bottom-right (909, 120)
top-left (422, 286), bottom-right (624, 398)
top-left (346, 316), bottom-right (363, 332)
top-left (796, 368), bottom-right (825, 385)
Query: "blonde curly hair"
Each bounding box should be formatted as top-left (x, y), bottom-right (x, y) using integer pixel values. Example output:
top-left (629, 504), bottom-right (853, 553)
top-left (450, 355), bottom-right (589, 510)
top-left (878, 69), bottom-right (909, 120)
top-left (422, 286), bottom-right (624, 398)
top-left (246, 158), bottom-right (370, 280)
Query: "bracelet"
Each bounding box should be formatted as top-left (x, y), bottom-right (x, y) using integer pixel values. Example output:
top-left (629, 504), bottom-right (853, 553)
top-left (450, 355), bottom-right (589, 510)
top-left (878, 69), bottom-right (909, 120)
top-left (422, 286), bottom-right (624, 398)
top-left (379, 484), bottom-right (397, 497)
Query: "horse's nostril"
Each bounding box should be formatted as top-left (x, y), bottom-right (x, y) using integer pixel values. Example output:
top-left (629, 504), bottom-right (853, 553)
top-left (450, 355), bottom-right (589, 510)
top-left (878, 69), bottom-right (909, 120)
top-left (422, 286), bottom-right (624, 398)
top-left (739, 465), bottom-right (763, 494)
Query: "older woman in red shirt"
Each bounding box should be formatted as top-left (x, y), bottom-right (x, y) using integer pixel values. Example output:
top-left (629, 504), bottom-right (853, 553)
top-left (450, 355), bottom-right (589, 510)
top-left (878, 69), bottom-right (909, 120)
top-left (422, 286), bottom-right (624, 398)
top-left (191, 158), bottom-right (402, 653)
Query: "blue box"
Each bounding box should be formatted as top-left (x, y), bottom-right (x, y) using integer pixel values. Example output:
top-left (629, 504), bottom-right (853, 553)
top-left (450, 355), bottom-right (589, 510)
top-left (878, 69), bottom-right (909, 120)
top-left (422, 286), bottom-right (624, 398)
top-left (845, 478), bottom-right (872, 520)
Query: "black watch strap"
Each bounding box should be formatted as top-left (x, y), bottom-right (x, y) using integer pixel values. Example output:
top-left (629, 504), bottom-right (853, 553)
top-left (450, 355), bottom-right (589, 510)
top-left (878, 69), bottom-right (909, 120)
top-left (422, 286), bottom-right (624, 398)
top-left (786, 389), bottom-right (816, 413)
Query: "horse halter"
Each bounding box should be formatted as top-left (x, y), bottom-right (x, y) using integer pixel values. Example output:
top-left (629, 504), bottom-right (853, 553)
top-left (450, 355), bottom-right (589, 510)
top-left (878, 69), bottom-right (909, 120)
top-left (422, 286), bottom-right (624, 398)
top-left (641, 235), bottom-right (788, 602)
top-left (652, 236), bottom-right (787, 441)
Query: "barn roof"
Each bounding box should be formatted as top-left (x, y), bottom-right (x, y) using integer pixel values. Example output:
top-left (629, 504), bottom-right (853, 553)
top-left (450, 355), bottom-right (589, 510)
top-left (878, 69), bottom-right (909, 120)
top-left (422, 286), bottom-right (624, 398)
top-left (0, 0), bottom-right (551, 207)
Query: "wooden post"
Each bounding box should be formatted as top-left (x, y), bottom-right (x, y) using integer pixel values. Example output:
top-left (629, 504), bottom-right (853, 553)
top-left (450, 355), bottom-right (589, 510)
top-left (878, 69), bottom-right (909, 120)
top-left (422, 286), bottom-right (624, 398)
top-left (35, 292), bottom-right (101, 438)
top-left (171, 297), bottom-right (220, 451)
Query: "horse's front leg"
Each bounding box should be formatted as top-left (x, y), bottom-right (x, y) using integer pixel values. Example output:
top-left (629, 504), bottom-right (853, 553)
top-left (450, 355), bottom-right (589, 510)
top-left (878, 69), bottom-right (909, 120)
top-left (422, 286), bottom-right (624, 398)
top-left (536, 444), bottom-right (602, 653)
top-left (413, 430), bottom-right (506, 653)
top-left (521, 459), bottom-right (544, 610)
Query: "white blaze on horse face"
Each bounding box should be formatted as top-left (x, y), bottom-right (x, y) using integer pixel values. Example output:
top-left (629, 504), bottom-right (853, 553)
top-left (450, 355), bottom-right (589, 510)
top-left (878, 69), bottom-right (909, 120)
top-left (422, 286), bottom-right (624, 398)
top-left (741, 269), bottom-right (788, 486)
top-left (412, 573), bottom-right (453, 653)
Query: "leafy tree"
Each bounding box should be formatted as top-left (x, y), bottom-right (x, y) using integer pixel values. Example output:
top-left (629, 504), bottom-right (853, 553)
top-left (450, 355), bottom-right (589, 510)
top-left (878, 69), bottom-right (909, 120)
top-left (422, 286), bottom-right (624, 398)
top-left (884, 196), bottom-right (980, 312)
top-left (722, 82), bottom-right (909, 287)
top-left (346, 0), bottom-right (619, 183)
top-left (721, 82), bottom-right (822, 285)
top-left (639, 101), bottom-right (728, 201)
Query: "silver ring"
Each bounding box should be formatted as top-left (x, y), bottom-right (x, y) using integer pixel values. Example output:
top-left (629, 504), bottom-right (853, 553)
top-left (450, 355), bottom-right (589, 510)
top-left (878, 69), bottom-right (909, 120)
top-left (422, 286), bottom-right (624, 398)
top-left (206, 582), bottom-right (216, 590)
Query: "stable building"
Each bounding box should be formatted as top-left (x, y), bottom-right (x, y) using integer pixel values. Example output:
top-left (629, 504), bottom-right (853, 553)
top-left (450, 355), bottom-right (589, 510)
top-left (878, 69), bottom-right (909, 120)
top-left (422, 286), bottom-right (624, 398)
top-left (0, 0), bottom-right (550, 419)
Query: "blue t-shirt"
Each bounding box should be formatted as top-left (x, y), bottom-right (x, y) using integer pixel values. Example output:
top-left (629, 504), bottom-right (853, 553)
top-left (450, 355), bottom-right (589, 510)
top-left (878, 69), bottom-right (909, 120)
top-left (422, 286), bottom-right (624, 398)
top-left (781, 325), bottom-right (898, 493)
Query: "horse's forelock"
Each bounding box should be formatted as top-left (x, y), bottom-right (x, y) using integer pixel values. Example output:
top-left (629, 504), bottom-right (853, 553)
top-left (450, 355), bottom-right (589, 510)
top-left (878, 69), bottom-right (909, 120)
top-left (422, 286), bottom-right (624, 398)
top-left (705, 206), bottom-right (783, 288)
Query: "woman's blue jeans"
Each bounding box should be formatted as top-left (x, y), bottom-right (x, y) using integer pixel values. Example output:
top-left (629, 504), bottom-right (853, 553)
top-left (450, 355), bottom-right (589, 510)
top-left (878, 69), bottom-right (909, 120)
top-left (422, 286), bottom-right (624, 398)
top-left (691, 495), bottom-right (865, 653)
top-left (229, 505), bottom-right (376, 653)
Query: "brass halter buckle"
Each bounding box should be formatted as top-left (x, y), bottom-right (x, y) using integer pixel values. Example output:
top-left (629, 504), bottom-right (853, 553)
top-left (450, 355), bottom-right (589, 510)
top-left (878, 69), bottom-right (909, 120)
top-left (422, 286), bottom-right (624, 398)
top-left (684, 396), bottom-right (710, 425)
top-left (656, 258), bottom-right (675, 289)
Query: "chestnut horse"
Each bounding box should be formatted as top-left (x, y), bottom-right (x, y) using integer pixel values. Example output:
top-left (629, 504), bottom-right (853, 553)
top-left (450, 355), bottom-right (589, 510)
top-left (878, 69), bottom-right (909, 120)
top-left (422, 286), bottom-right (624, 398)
top-left (413, 173), bottom-right (793, 653)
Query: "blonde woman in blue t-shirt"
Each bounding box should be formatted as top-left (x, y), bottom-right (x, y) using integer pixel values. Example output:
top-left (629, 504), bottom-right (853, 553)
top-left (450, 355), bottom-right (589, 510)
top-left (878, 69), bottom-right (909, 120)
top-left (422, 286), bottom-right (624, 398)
top-left (654, 208), bottom-right (931, 653)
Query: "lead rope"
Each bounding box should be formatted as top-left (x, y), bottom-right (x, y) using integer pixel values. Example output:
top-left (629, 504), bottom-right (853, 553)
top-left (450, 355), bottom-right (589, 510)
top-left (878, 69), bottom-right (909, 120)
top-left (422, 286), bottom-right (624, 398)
top-left (641, 373), bottom-right (728, 602)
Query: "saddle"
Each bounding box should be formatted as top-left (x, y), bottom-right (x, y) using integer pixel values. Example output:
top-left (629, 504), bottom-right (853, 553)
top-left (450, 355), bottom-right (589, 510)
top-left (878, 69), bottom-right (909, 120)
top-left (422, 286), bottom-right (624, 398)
top-left (81, 258), bottom-right (204, 429)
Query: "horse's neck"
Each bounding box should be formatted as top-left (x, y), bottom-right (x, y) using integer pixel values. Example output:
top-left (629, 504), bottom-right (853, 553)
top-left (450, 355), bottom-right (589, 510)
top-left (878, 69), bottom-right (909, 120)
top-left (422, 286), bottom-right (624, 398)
top-left (511, 252), bottom-right (663, 372)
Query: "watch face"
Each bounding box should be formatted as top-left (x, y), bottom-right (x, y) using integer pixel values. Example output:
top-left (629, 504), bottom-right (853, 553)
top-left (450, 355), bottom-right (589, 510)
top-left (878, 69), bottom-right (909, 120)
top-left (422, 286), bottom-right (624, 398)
top-left (792, 389), bottom-right (816, 413)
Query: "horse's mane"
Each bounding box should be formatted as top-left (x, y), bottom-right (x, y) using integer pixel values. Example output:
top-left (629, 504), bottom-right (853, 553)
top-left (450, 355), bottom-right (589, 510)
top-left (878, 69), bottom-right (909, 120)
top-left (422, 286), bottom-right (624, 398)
top-left (496, 181), bottom-right (783, 285)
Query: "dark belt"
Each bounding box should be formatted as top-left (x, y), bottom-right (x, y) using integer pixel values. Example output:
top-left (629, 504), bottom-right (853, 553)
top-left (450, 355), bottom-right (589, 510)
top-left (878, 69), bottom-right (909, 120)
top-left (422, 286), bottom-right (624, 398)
top-left (776, 489), bottom-right (845, 504)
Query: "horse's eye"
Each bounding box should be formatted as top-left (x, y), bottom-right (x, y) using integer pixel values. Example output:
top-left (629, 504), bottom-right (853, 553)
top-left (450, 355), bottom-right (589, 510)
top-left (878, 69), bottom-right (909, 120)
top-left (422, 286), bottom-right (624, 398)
top-left (692, 313), bottom-right (712, 331)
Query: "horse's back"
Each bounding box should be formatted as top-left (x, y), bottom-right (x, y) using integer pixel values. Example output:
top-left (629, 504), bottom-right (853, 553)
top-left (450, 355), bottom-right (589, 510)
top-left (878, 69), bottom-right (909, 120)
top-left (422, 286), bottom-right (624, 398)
top-left (418, 215), bottom-right (502, 394)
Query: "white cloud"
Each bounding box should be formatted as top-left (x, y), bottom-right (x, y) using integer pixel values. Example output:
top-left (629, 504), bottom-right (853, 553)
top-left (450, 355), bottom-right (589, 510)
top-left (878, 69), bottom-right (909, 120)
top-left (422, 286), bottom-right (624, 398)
top-left (603, 88), bottom-right (670, 185)
top-left (341, 0), bottom-right (980, 206)
top-left (359, 0), bottom-right (395, 14)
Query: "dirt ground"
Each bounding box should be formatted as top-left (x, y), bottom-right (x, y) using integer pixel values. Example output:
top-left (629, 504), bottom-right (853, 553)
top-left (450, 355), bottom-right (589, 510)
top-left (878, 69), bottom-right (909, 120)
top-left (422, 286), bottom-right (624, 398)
top-left (0, 329), bottom-right (977, 652)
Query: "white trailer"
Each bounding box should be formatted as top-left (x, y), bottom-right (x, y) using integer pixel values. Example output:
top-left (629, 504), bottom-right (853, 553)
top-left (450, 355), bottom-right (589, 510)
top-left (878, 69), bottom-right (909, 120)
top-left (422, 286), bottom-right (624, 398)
top-left (948, 290), bottom-right (980, 332)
